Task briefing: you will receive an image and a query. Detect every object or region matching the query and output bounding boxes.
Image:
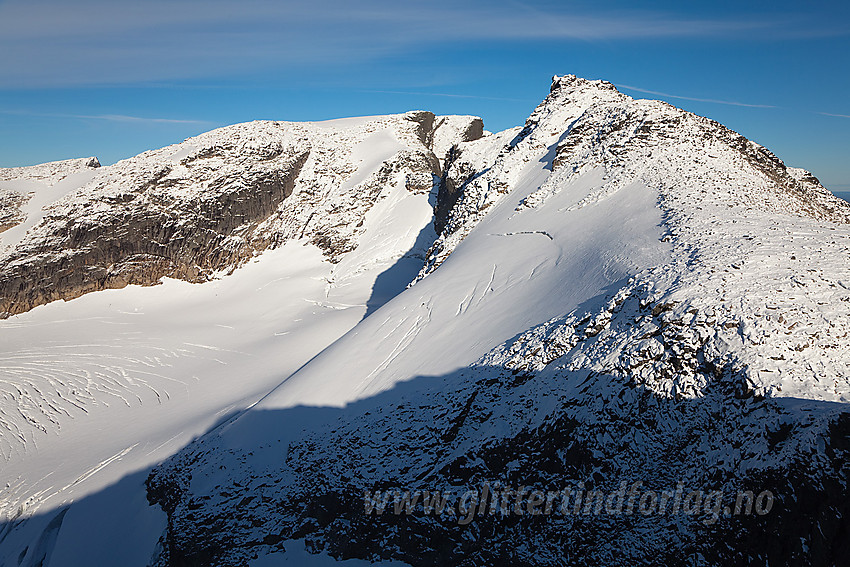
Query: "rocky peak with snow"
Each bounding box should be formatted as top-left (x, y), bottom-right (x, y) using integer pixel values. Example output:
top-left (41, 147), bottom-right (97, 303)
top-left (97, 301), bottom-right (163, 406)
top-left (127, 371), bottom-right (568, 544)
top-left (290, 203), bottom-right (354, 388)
top-left (0, 112), bottom-right (482, 317)
top-left (1, 75), bottom-right (849, 567)
top-left (0, 157), bottom-right (100, 233)
top-left (142, 76), bottom-right (850, 565)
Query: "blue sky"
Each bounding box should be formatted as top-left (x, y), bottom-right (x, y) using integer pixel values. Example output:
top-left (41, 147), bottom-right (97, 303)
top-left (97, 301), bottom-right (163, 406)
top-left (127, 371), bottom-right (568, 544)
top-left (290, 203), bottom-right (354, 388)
top-left (1, 0), bottom-right (848, 193)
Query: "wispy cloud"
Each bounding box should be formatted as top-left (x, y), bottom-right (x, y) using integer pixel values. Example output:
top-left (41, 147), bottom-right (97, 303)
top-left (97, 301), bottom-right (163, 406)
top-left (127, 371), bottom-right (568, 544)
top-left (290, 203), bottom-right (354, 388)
top-left (360, 89), bottom-right (533, 103)
top-left (617, 85), bottom-right (850, 121)
top-left (88, 114), bottom-right (211, 125)
top-left (617, 84), bottom-right (778, 108)
top-left (0, 0), bottom-right (825, 88)
top-left (0, 109), bottom-right (211, 125)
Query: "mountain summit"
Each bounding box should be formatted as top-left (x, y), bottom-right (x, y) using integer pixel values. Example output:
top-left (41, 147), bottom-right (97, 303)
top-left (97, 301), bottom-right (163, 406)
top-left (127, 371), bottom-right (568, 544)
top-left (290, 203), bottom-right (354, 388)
top-left (1, 76), bottom-right (849, 566)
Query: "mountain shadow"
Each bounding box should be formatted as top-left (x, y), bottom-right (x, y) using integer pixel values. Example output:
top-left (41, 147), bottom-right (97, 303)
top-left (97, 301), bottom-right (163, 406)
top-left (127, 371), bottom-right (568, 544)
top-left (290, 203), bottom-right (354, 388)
top-left (142, 359), bottom-right (850, 567)
top-left (4, 357), bottom-right (848, 566)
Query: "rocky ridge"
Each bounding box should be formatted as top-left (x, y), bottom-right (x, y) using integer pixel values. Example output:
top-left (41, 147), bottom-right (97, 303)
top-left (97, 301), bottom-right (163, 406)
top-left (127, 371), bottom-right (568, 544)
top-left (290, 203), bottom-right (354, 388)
top-left (1, 75), bottom-right (848, 566)
top-left (144, 76), bottom-right (850, 566)
top-left (0, 113), bottom-right (482, 317)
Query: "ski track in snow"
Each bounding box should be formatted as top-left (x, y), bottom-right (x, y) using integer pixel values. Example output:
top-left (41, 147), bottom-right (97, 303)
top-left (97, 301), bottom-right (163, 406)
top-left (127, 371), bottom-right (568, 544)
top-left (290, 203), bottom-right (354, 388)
top-left (489, 230), bottom-right (554, 240)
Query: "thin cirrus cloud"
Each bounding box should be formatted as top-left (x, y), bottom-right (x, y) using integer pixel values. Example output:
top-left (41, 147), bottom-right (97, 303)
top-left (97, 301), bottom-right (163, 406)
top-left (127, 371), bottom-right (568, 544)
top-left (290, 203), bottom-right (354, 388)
top-left (618, 85), bottom-right (850, 120)
top-left (0, 109), bottom-right (212, 125)
top-left (359, 89), bottom-right (534, 103)
top-left (79, 113), bottom-right (211, 125)
top-left (0, 0), bottom-right (813, 88)
top-left (616, 84), bottom-right (778, 109)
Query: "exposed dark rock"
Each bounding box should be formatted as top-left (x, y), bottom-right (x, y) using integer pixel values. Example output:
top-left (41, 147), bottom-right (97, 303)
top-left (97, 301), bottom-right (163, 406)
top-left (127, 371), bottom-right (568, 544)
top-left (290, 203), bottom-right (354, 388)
top-left (0, 191), bottom-right (27, 234)
top-left (0, 114), bottom-right (481, 315)
top-left (0, 152), bottom-right (308, 315)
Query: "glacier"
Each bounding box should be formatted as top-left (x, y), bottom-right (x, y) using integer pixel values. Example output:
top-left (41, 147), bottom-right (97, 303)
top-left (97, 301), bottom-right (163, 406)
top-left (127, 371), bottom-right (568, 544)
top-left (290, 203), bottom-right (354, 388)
top-left (0, 76), bottom-right (848, 566)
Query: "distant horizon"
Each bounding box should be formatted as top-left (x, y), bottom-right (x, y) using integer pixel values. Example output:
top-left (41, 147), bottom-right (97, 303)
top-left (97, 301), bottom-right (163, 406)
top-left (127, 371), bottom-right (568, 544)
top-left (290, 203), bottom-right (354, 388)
top-left (4, 98), bottom-right (850, 197)
top-left (2, 1), bottom-right (849, 191)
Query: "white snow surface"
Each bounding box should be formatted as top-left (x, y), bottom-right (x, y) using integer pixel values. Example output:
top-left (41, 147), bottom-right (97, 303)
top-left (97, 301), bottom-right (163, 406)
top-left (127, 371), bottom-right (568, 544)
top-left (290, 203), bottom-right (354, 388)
top-left (1, 76), bottom-right (850, 565)
top-left (0, 158), bottom-right (100, 254)
top-left (236, 136), bottom-right (668, 415)
top-left (0, 115), bottom-right (442, 566)
top-left (161, 77), bottom-right (850, 565)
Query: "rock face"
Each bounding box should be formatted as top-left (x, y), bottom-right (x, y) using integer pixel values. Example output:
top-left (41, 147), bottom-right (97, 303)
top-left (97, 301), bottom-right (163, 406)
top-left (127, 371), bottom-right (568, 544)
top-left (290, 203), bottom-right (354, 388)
top-left (3, 76), bottom-right (849, 566)
top-left (144, 76), bottom-right (850, 566)
top-left (0, 191), bottom-right (27, 234)
top-left (0, 113), bottom-right (483, 317)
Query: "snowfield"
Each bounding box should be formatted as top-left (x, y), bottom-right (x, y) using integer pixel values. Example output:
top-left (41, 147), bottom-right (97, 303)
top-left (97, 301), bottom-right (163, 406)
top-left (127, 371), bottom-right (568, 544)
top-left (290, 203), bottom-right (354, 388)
top-left (1, 76), bottom-right (849, 566)
top-left (0, 114), bottom-right (463, 565)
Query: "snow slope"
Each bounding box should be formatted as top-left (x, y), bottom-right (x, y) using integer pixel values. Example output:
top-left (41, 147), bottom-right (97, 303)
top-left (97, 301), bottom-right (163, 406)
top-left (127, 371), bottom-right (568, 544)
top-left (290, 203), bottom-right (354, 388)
top-left (0, 158), bottom-right (101, 253)
top-left (2, 75), bottom-right (849, 566)
top-left (0, 114), bottom-right (474, 566)
top-left (147, 76), bottom-right (850, 566)
top-left (238, 118), bottom-right (668, 412)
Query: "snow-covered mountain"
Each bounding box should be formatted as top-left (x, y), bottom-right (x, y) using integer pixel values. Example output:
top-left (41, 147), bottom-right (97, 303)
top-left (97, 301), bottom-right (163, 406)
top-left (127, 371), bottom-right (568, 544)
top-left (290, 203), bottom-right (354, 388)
top-left (1, 76), bottom-right (849, 566)
top-left (0, 112), bottom-right (481, 565)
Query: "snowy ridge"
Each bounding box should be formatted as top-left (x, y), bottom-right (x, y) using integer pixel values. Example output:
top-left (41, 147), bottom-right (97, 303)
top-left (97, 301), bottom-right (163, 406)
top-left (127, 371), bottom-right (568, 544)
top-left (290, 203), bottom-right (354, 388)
top-left (0, 158), bottom-right (101, 249)
top-left (142, 77), bottom-right (850, 566)
top-left (424, 76), bottom-right (849, 280)
top-left (0, 112), bottom-right (482, 317)
top-left (1, 75), bottom-right (849, 566)
top-left (0, 113), bottom-right (481, 566)
top-left (0, 157), bottom-right (100, 186)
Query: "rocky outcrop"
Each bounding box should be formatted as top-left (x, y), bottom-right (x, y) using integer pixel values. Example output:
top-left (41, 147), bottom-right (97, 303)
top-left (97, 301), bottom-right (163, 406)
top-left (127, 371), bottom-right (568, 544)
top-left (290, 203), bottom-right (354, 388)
top-left (0, 151), bottom-right (308, 315)
top-left (0, 113), bottom-right (481, 317)
top-left (0, 156), bottom-right (100, 185)
top-left (431, 115), bottom-right (485, 166)
top-left (146, 75), bottom-right (850, 566)
top-left (0, 191), bottom-right (27, 234)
